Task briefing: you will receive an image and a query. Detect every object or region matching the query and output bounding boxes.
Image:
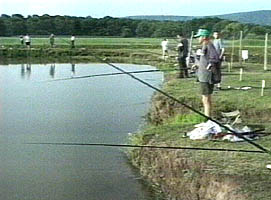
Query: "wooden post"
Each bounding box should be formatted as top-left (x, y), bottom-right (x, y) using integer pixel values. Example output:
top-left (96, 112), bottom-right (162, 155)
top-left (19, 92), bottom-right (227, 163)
top-left (239, 68), bottom-right (243, 81)
top-left (264, 33), bottom-right (268, 71)
top-left (230, 36), bottom-right (235, 71)
top-left (261, 80), bottom-right (265, 96)
top-left (239, 31), bottom-right (243, 66)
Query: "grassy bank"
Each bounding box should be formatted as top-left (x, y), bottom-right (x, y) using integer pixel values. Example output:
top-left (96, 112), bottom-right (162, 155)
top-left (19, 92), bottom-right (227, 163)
top-left (1, 37), bottom-right (271, 200)
top-left (128, 61), bottom-right (271, 200)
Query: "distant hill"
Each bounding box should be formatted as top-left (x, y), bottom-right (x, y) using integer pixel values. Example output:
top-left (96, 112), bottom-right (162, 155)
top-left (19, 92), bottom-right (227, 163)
top-left (126, 10), bottom-right (271, 26)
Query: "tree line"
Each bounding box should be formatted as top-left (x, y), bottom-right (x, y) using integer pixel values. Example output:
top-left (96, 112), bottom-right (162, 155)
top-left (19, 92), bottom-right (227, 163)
top-left (0, 14), bottom-right (271, 39)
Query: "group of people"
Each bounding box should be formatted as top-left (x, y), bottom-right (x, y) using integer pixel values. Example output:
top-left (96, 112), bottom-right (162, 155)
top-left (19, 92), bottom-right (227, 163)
top-left (19, 34), bottom-right (76, 48)
top-left (161, 30), bottom-right (225, 118)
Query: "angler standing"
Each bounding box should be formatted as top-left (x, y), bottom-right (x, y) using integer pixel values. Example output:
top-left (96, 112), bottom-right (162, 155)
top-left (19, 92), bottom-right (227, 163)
top-left (49, 33), bottom-right (55, 48)
top-left (161, 38), bottom-right (169, 60)
top-left (176, 34), bottom-right (189, 78)
top-left (212, 31), bottom-right (224, 90)
top-left (19, 35), bottom-right (24, 45)
top-left (24, 34), bottom-right (31, 49)
top-left (71, 34), bottom-right (75, 48)
top-left (193, 29), bottom-right (220, 117)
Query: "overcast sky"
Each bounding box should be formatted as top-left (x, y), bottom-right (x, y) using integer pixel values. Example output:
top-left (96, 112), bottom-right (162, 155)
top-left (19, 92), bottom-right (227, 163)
top-left (0, 0), bottom-right (270, 18)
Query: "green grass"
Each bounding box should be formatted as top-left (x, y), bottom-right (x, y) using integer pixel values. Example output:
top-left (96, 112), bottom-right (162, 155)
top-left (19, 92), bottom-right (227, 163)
top-left (1, 36), bottom-right (271, 199)
top-left (128, 61), bottom-right (271, 200)
top-left (0, 37), bottom-right (162, 47)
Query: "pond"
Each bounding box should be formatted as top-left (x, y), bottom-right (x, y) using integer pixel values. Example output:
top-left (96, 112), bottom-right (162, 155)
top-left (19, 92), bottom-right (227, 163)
top-left (0, 63), bottom-right (163, 200)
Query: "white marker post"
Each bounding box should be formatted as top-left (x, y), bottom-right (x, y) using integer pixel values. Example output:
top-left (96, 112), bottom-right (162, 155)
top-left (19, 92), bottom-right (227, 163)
top-left (230, 36), bottom-right (235, 71)
top-left (239, 68), bottom-right (243, 81)
top-left (239, 31), bottom-right (243, 66)
top-left (264, 33), bottom-right (268, 71)
top-left (261, 80), bottom-right (265, 97)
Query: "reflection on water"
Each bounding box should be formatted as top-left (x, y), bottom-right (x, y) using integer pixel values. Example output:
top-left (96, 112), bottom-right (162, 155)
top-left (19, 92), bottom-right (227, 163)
top-left (50, 63), bottom-right (56, 78)
top-left (0, 63), bottom-right (163, 200)
top-left (20, 63), bottom-right (31, 80)
top-left (71, 63), bottom-right (76, 76)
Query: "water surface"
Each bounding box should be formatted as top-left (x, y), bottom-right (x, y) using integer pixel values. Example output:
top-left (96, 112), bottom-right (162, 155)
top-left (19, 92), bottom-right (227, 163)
top-left (0, 63), bottom-right (163, 200)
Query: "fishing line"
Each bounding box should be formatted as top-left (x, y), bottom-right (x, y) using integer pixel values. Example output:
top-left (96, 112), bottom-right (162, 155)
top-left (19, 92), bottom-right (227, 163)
top-left (25, 142), bottom-right (266, 154)
top-left (86, 52), bottom-right (270, 154)
top-left (58, 37), bottom-right (71, 45)
top-left (47, 69), bottom-right (174, 82)
top-left (33, 38), bottom-right (270, 154)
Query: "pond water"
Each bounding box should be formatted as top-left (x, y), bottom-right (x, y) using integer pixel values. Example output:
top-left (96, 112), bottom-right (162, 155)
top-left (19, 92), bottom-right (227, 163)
top-left (0, 63), bottom-right (163, 200)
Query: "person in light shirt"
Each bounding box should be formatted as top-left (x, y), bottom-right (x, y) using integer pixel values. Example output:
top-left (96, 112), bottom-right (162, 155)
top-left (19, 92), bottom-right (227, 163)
top-left (49, 34), bottom-right (55, 47)
top-left (24, 34), bottom-right (31, 48)
top-left (212, 31), bottom-right (225, 90)
top-left (193, 29), bottom-right (220, 117)
top-left (71, 34), bottom-right (75, 48)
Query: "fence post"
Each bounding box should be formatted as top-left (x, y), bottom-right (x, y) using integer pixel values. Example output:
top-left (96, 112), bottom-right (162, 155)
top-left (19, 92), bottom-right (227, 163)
top-left (239, 31), bottom-right (243, 66)
top-left (230, 36), bottom-right (235, 71)
top-left (264, 33), bottom-right (268, 71)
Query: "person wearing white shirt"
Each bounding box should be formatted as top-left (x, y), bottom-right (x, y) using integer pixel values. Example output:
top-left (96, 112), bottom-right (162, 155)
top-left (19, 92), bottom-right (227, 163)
top-left (24, 34), bottom-right (31, 48)
top-left (71, 35), bottom-right (75, 48)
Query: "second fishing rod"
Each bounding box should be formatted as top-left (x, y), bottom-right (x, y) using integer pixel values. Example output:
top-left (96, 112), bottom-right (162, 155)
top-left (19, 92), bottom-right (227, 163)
top-left (86, 52), bottom-right (271, 155)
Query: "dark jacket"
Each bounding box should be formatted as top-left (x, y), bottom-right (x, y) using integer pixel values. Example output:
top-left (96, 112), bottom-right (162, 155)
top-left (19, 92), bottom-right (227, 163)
top-left (177, 38), bottom-right (188, 58)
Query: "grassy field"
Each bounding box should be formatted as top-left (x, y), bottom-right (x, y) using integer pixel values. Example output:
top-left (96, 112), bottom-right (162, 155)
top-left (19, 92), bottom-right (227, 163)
top-left (1, 36), bottom-right (271, 47)
top-left (1, 36), bottom-right (271, 200)
top-left (1, 36), bottom-right (271, 64)
top-left (0, 37), bottom-right (162, 47)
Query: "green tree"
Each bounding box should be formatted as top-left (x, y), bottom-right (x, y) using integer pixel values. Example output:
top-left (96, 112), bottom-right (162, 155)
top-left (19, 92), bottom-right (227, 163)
top-left (222, 22), bottom-right (244, 38)
top-left (250, 26), bottom-right (267, 35)
top-left (53, 16), bottom-right (68, 35)
top-left (10, 17), bottom-right (27, 35)
top-left (136, 21), bottom-right (154, 37)
top-left (121, 27), bottom-right (133, 37)
top-left (0, 19), bottom-right (6, 36)
top-left (212, 20), bottom-right (231, 32)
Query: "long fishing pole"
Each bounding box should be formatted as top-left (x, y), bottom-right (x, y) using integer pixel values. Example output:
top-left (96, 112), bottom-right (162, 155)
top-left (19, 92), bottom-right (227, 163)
top-left (47, 68), bottom-right (179, 82)
top-left (87, 52), bottom-right (270, 154)
top-left (35, 37), bottom-right (270, 154)
top-left (25, 142), bottom-right (266, 154)
top-left (58, 37), bottom-right (71, 46)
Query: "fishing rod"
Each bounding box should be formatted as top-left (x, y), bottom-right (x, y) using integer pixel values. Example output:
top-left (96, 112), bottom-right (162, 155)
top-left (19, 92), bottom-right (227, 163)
top-left (25, 142), bottom-right (266, 154)
top-left (47, 68), bottom-right (179, 82)
top-left (86, 52), bottom-right (271, 154)
top-left (141, 49), bottom-right (165, 56)
top-left (58, 37), bottom-right (71, 46)
top-left (32, 37), bottom-right (270, 154)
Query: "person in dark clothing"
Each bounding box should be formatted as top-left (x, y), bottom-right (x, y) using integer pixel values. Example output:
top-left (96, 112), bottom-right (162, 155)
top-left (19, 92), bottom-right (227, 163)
top-left (176, 34), bottom-right (189, 78)
top-left (19, 35), bottom-right (24, 45)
